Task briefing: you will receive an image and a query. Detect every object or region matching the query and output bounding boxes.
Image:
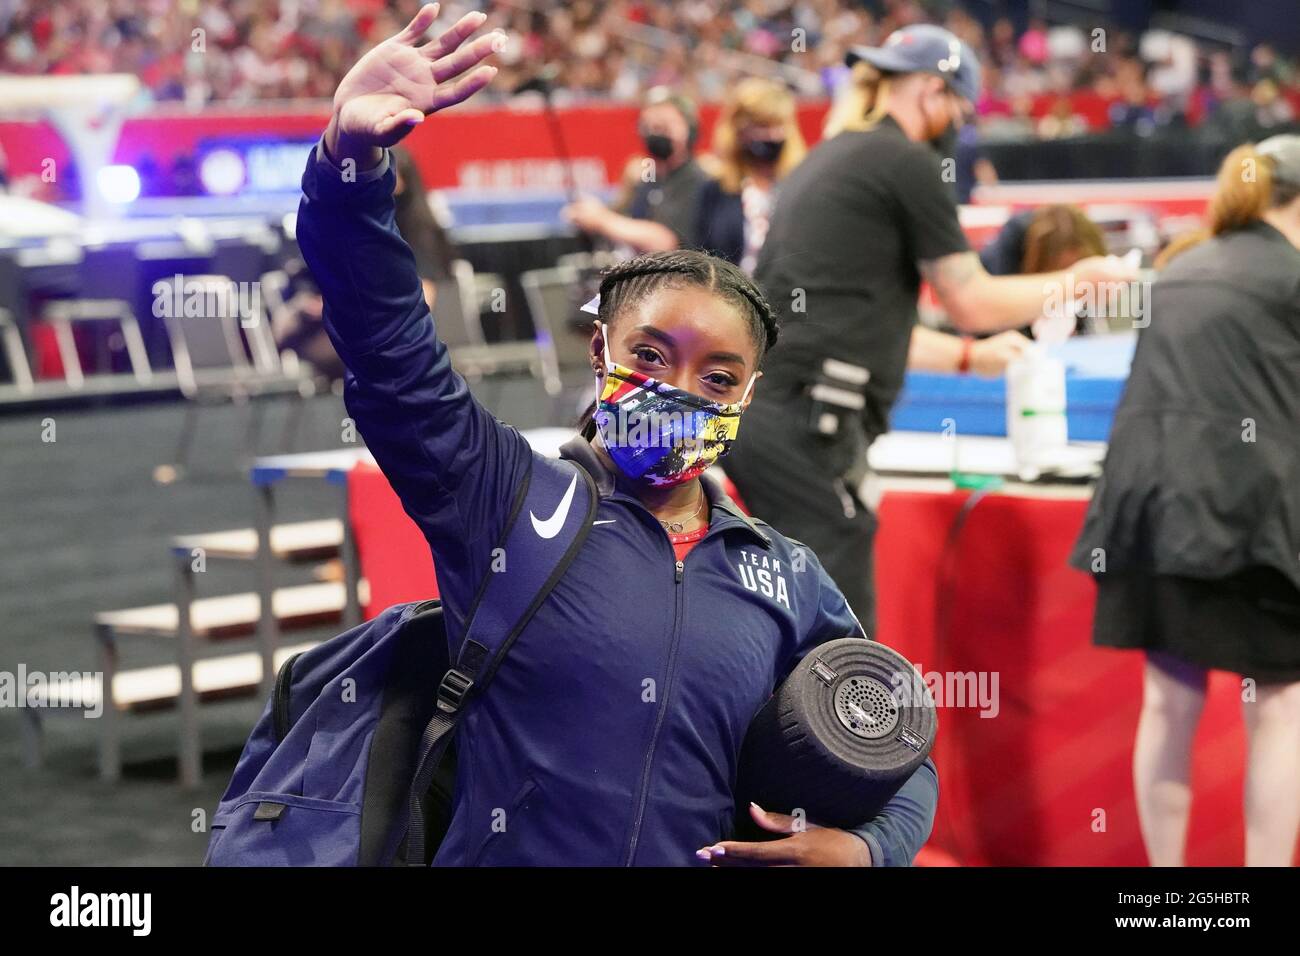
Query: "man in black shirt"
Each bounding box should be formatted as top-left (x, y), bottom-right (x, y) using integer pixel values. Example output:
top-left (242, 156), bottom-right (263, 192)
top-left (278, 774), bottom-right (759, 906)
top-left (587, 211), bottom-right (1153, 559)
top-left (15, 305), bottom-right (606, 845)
top-left (724, 24), bottom-right (1136, 631)
top-left (564, 88), bottom-right (712, 253)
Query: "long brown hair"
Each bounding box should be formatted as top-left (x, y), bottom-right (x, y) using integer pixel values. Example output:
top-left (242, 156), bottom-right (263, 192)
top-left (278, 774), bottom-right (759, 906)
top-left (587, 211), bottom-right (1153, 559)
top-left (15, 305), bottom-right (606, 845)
top-left (1156, 142), bottom-right (1300, 267)
top-left (1020, 205), bottom-right (1106, 273)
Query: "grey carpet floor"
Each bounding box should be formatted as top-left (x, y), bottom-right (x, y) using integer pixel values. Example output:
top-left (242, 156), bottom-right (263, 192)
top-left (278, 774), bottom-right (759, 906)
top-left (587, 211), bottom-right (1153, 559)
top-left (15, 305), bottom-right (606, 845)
top-left (0, 376), bottom-right (561, 865)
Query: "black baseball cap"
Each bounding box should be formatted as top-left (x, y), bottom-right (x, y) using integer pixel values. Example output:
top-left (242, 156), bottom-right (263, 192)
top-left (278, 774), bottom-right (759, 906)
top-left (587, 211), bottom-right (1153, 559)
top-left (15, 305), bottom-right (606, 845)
top-left (846, 24), bottom-right (981, 105)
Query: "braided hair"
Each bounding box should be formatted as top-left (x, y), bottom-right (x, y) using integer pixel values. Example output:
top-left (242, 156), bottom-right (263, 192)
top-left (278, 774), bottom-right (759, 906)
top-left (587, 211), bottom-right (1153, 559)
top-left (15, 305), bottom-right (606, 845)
top-left (578, 249), bottom-right (780, 438)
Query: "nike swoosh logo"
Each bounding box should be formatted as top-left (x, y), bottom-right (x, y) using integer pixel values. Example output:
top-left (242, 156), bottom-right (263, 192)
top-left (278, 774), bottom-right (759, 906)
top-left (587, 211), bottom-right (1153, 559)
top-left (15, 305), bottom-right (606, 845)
top-left (530, 473), bottom-right (578, 539)
top-left (592, 519), bottom-right (617, 526)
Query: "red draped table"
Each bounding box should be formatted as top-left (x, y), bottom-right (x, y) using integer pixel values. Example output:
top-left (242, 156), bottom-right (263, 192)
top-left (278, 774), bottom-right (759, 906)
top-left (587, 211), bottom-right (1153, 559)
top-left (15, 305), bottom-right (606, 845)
top-left (874, 480), bottom-right (1273, 866)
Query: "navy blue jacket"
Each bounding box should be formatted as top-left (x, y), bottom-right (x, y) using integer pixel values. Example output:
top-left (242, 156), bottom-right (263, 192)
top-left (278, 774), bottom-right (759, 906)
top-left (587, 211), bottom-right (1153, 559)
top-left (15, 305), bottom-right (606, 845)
top-left (297, 140), bottom-right (938, 866)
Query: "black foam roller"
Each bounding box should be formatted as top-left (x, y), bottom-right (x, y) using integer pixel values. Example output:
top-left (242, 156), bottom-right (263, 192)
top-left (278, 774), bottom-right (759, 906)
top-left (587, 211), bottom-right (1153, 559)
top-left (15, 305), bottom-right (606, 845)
top-left (735, 638), bottom-right (937, 829)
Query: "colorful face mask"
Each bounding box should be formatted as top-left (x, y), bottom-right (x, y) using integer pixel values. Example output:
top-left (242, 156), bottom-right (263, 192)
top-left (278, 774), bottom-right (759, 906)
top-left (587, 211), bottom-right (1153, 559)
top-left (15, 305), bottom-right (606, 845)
top-left (593, 323), bottom-right (756, 488)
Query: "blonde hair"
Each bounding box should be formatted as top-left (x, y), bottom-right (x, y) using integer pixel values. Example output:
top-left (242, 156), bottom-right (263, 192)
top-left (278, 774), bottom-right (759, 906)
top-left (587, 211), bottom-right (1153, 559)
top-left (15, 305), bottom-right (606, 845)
top-left (711, 77), bottom-right (807, 193)
top-left (823, 60), bottom-right (894, 139)
top-left (1156, 142), bottom-right (1297, 267)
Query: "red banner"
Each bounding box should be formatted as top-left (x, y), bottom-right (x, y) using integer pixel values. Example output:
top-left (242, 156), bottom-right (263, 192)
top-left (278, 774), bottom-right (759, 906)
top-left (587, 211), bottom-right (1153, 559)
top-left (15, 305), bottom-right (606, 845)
top-left (0, 100), bottom-right (832, 200)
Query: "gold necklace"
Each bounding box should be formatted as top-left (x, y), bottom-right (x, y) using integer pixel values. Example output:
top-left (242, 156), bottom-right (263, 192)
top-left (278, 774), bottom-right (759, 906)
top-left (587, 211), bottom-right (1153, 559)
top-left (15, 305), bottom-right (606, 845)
top-left (658, 491), bottom-right (706, 535)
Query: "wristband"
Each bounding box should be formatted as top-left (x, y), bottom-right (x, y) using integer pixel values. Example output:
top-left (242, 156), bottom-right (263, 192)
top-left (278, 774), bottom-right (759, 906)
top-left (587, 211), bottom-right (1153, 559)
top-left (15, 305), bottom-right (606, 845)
top-left (956, 335), bottom-right (974, 374)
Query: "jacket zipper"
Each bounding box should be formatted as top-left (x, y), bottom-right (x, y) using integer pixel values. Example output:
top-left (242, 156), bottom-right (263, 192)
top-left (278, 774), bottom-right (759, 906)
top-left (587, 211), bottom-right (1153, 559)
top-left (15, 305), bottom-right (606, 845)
top-left (624, 552), bottom-right (688, 865)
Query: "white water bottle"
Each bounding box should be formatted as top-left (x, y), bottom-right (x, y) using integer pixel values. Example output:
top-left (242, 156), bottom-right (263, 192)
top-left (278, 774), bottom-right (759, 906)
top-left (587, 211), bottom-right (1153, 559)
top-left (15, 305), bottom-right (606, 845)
top-left (1005, 346), bottom-right (1068, 480)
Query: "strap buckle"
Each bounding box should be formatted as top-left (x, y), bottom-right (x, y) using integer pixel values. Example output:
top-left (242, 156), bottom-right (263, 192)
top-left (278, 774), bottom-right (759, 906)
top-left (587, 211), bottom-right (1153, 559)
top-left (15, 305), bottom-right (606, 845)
top-left (436, 668), bottom-right (475, 714)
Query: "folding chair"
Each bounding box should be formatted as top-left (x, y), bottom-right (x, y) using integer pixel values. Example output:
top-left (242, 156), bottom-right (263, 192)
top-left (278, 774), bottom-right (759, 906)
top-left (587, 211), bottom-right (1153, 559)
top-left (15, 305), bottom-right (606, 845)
top-left (42, 298), bottom-right (153, 389)
top-left (159, 274), bottom-right (310, 474)
top-left (521, 264), bottom-right (598, 419)
top-left (0, 307), bottom-right (33, 391)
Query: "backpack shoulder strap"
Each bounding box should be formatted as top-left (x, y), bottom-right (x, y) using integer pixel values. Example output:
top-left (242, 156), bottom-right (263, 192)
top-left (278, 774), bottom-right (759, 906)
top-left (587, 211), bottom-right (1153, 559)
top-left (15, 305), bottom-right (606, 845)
top-left (446, 452), bottom-right (598, 700)
top-left (404, 452), bottom-right (597, 864)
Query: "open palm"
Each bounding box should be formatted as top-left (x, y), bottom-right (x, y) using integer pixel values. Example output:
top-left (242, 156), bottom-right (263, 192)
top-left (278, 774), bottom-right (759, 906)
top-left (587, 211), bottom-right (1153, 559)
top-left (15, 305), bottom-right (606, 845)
top-left (333, 3), bottom-right (504, 150)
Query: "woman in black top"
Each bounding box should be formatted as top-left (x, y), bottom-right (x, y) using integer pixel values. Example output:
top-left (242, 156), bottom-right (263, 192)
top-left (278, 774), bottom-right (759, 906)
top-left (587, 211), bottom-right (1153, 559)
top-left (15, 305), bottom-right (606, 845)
top-left (723, 24), bottom-right (1135, 629)
top-left (693, 77), bottom-right (806, 273)
top-left (1071, 136), bottom-right (1300, 867)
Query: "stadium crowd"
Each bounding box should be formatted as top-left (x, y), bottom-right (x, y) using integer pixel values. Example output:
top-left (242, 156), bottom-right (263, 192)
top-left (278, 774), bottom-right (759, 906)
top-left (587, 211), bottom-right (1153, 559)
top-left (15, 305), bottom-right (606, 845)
top-left (0, 0), bottom-right (1296, 137)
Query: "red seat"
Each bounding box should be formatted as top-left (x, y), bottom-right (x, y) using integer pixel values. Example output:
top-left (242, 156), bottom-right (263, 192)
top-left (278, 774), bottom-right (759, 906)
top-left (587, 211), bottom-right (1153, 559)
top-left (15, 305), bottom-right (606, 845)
top-left (347, 463), bottom-right (438, 620)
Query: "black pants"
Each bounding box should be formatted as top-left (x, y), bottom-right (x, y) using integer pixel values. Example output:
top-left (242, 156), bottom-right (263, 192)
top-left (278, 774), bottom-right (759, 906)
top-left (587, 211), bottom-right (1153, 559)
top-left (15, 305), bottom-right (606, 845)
top-left (724, 391), bottom-right (879, 636)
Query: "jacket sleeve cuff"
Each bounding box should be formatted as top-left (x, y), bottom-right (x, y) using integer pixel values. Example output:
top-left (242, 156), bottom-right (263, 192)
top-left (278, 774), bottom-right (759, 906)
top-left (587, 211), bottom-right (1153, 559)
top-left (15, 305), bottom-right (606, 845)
top-left (847, 828), bottom-right (885, 867)
top-left (302, 135), bottom-right (394, 203)
top-left (843, 757), bottom-right (939, 867)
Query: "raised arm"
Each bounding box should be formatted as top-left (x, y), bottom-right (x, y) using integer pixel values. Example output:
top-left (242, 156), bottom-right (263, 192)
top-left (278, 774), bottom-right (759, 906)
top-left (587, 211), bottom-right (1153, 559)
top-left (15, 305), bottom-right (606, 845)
top-left (295, 5), bottom-right (528, 627)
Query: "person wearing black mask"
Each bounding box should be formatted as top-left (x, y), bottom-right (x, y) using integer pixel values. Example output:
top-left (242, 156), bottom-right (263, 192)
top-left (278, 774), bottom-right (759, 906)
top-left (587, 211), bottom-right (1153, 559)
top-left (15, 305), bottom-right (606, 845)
top-left (564, 87), bottom-right (712, 253)
top-left (723, 24), bottom-right (1136, 632)
top-left (692, 77), bottom-right (806, 273)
